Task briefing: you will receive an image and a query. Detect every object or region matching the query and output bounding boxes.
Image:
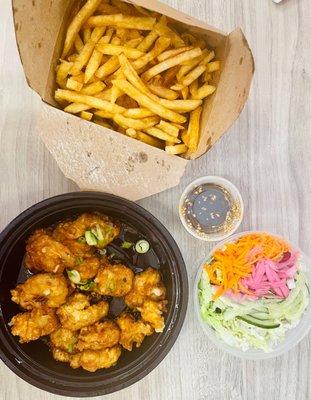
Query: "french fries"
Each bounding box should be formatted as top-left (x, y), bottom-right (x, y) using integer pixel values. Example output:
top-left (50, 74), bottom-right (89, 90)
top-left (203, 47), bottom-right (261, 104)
top-left (55, 0), bottom-right (220, 157)
top-left (86, 14), bottom-right (156, 30)
top-left (62, 0), bottom-right (101, 57)
top-left (142, 47), bottom-right (202, 81)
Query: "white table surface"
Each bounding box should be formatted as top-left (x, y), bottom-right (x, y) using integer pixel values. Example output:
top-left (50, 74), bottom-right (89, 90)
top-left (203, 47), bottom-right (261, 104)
top-left (1, 0), bottom-right (311, 399)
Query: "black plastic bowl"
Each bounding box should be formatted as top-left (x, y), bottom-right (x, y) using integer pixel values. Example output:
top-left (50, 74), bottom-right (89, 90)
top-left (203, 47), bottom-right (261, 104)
top-left (0, 192), bottom-right (188, 397)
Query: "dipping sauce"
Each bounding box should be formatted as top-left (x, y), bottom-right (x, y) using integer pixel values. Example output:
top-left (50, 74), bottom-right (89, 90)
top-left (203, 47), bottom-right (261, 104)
top-left (179, 180), bottom-right (242, 240)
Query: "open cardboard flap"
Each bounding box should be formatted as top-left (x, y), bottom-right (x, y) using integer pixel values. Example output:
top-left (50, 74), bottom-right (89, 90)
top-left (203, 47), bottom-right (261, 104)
top-left (12, 0), bottom-right (254, 200)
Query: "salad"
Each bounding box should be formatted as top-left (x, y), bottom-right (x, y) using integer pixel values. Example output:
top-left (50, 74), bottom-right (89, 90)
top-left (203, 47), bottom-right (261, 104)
top-left (198, 233), bottom-right (310, 352)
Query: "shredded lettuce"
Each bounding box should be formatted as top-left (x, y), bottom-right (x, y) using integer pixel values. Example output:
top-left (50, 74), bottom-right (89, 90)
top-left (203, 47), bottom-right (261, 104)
top-left (198, 265), bottom-right (309, 352)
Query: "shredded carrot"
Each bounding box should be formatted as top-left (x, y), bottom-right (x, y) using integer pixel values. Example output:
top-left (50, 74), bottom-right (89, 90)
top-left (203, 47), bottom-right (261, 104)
top-left (204, 233), bottom-right (289, 299)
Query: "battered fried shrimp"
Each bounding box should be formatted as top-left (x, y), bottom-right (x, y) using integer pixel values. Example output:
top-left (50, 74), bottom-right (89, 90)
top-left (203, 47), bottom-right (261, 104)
top-left (50, 327), bottom-right (78, 353)
top-left (53, 221), bottom-right (94, 258)
top-left (76, 321), bottom-right (120, 351)
top-left (116, 313), bottom-right (153, 351)
top-left (25, 229), bottom-right (75, 273)
top-left (10, 308), bottom-right (59, 343)
top-left (52, 347), bottom-right (72, 363)
top-left (69, 256), bottom-right (100, 281)
top-left (53, 213), bottom-right (120, 249)
top-left (57, 293), bottom-right (109, 330)
top-left (125, 267), bottom-right (166, 308)
top-left (94, 263), bottom-right (134, 297)
top-left (11, 273), bottom-right (68, 310)
top-left (70, 346), bottom-right (122, 372)
top-left (138, 300), bottom-right (167, 333)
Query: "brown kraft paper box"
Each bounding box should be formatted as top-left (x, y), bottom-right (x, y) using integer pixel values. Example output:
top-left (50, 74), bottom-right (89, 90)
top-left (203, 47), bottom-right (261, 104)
top-left (12, 0), bottom-right (254, 201)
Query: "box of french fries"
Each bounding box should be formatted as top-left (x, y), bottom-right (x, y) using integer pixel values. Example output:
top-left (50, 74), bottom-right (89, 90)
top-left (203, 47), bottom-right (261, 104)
top-left (13, 0), bottom-right (254, 200)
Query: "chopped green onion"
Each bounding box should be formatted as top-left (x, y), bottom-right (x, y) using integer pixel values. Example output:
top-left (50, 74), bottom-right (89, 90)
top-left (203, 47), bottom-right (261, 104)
top-left (91, 224), bottom-right (104, 242)
top-left (98, 248), bottom-right (107, 256)
top-left (67, 336), bottom-right (78, 353)
top-left (121, 241), bottom-right (134, 249)
top-left (108, 252), bottom-right (115, 260)
top-left (135, 239), bottom-right (150, 254)
top-left (77, 236), bottom-right (86, 244)
top-left (75, 256), bottom-right (84, 266)
top-left (85, 230), bottom-right (98, 246)
top-left (67, 269), bottom-right (81, 284)
top-left (78, 280), bottom-right (95, 291)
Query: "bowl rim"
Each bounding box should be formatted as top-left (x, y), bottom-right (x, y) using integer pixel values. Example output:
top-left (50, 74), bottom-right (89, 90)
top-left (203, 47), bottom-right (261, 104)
top-left (0, 191), bottom-right (189, 397)
top-left (193, 230), bottom-right (311, 360)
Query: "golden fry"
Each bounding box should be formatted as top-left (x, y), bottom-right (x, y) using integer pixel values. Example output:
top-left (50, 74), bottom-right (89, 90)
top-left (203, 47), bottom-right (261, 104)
top-left (74, 33), bottom-right (84, 53)
top-left (157, 46), bottom-right (192, 62)
top-left (86, 14), bottom-right (156, 30)
top-left (96, 43), bottom-right (144, 59)
top-left (80, 111), bottom-right (93, 121)
top-left (56, 60), bottom-right (73, 87)
top-left (132, 36), bottom-right (171, 70)
top-left (155, 16), bottom-right (185, 48)
top-left (112, 79), bottom-right (186, 124)
top-left (64, 103), bottom-right (90, 114)
top-left (62, 0), bottom-right (101, 57)
top-left (114, 114), bottom-right (159, 130)
top-left (144, 127), bottom-right (180, 143)
top-left (206, 60), bottom-right (220, 72)
top-left (191, 84), bottom-right (216, 100)
top-left (55, 89), bottom-right (124, 114)
top-left (123, 108), bottom-right (155, 119)
top-left (156, 120), bottom-right (179, 137)
top-left (66, 77), bottom-right (83, 91)
top-left (165, 143), bottom-right (188, 155)
top-left (136, 30), bottom-right (158, 52)
top-left (85, 49), bottom-right (103, 83)
top-left (95, 56), bottom-right (119, 79)
top-left (187, 106), bottom-right (202, 153)
top-left (142, 47), bottom-right (202, 81)
top-left (181, 64), bottom-right (206, 86)
top-left (147, 83), bottom-right (178, 100)
top-left (159, 98), bottom-right (202, 112)
top-left (83, 28), bottom-right (92, 44)
top-left (80, 81), bottom-right (106, 95)
top-left (136, 131), bottom-right (164, 148)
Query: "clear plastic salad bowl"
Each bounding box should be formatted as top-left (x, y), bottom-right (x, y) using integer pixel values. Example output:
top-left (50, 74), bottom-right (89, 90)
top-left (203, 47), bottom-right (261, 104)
top-left (194, 231), bottom-right (311, 360)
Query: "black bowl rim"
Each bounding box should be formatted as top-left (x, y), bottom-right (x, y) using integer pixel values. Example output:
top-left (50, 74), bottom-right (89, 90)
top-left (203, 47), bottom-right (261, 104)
top-left (0, 191), bottom-right (188, 397)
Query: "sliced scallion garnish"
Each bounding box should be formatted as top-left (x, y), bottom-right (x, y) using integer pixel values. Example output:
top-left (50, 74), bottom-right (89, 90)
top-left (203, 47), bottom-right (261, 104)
top-left (85, 230), bottom-right (98, 246)
top-left (121, 241), bottom-right (134, 249)
top-left (67, 269), bottom-right (81, 284)
top-left (135, 239), bottom-right (150, 254)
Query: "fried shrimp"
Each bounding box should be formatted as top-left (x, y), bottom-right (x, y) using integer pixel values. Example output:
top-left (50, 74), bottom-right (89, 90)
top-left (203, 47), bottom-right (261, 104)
top-left (10, 307), bottom-right (59, 343)
top-left (50, 327), bottom-right (79, 353)
top-left (116, 313), bottom-right (153, 351)
top-left (25, 229), bottom-right (75, 273)
top-left (53, 221), bottom-right (95, 258)
top-left (69, 256), bottom-right (100, 281)
top-left (138, 300), bottom-right (167, 333)
top-left (94, 263), bottom-right (134, 297)
top-left (70, 346), bottom-right (122, 372)
top-left (76, 320), bottom-right (120, 351)
top-left (53, 213), bottom-right (120, 249)
top-left (11, 273), bottom-right (68, 310)
top-left (57, 293), bottom-right (109, 330)
top-left (125, 267), bottom-right (166, 308)
top-left (52, 347), bottom-right (72, 363)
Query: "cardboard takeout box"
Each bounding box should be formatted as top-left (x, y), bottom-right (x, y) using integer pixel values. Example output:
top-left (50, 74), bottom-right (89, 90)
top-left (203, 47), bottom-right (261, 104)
top-left (12, 0), bottom-right (254, 200)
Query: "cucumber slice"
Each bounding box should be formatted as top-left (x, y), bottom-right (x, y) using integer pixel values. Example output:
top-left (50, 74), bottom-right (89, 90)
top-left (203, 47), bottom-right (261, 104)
top-left (85, 230), bottom-right (98, 246)
top-left (238, 315), bottom-right (280, 329)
